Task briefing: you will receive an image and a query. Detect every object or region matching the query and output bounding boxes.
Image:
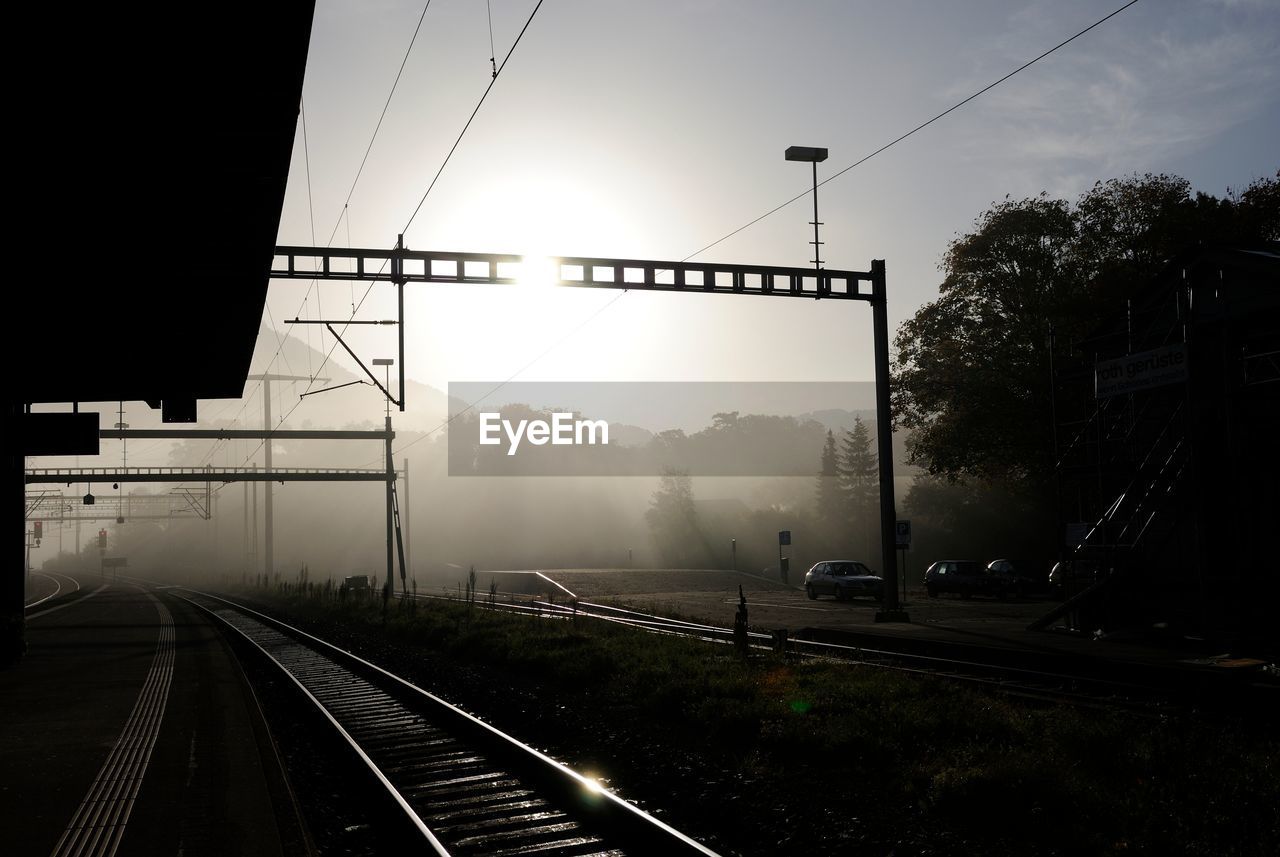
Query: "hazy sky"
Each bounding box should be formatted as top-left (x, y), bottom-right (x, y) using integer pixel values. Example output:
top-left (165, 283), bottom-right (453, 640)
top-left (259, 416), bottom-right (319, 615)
top-left (263, 0), bottom-right (1277, 401)
top-left (26, 1), bottom-right (1278, 566)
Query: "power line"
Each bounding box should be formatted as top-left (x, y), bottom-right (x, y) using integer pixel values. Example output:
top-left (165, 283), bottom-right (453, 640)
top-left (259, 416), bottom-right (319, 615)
top-left (261, 0), bottom-right (438, 393)
top-left (206, 2), bottom-right (440, 473)
top-left (381, 0), bottom-right (1144, 460)
top-left (486, 0), bottom-right (498, 79)
top-left (296, 0), bottom-right (548, 404)
top-left (219, 0), bottom-right (548, 480)
top-left (684, 0), bottom-right (1144, 262)
top-left (301, 96), bottom-right (318, 378)
top-left (401, 0), bottom-right (546, 236)
top-left (329, 0), bottom-right (436, 248)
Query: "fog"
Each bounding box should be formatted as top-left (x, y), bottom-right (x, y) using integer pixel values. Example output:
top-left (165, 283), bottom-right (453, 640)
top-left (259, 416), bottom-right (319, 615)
top-left (30, 328), bottom-right (1054, 591)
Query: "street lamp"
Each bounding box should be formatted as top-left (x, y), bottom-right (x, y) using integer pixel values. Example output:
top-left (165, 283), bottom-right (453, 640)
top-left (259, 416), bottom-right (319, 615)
top-left (784, 146), bottom-right (828, 272)
top-left (373, 358), bottom-right (394, 418)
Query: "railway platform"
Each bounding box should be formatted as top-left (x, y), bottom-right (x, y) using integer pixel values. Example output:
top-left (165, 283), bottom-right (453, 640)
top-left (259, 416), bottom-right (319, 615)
top-left (0, 575), bottom-right (305, 857)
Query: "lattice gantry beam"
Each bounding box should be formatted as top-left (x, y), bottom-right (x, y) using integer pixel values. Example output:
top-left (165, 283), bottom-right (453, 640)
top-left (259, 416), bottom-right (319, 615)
top-left (272, 246), bottom-right (881, 302)
top-left (26, 467), bottom-right (397, 484)
top-left (24, 492), bottom-right (206, 521)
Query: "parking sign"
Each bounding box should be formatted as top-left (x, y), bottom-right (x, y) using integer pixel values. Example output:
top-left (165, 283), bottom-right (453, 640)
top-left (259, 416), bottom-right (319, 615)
top-left (895, 520), bottom-right (911, 548)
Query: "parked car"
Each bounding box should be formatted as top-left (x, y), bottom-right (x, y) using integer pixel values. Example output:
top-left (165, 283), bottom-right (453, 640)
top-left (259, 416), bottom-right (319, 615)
top-left (1048, 558), bottom-right (1100, 595)
top-left (805, 560), bottom-right (884, 601)
top-left (923, 560), bottom-right (1013, 599)
top-left (342, 574), bottom-right (372, 597)
top-left (986, 558), bottom-right (1047, 596)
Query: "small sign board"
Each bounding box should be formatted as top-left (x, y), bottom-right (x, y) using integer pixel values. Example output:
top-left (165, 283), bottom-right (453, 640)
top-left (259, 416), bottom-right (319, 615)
top-left (778, 530), bottom-right (791, 546)
top-left (895, 520), bottom-right (912, 548)
top-left (103, 557), bottom-right (128, 568)
top-left (1095, 343), bottom-right (1188, 399)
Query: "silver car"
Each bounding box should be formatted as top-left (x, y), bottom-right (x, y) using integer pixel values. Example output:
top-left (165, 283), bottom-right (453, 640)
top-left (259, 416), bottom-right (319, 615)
top-left (804, 560), bottom-right (884, 601)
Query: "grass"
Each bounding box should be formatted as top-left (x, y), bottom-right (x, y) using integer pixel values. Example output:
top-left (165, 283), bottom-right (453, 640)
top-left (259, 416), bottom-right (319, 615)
top-left (249, 587), bottom-right (1279, 856)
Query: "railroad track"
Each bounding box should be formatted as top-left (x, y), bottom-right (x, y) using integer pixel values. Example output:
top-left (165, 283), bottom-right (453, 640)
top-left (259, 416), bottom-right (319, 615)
top-left (417, 589), bottom-right (1274, 715)
top-left (180, 590), bottom-right (718, 857)
top-left (25, 570), bottom-right (80, 609)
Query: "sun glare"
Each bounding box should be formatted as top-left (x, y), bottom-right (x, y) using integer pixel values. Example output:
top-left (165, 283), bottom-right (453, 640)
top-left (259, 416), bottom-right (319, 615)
top-left (404, 174), bottom-right (660, 384)
top-left (517, 255), bottom-right (564, 290)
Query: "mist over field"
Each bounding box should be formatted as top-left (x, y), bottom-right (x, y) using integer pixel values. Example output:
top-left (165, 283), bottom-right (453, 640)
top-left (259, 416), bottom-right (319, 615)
top-left (32, 327), bottom-right (1070, 593)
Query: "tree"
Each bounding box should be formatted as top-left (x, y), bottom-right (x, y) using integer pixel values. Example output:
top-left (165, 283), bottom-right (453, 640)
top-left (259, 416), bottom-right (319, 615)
top-left (839, 417), bottom-right (879, 559)
top-left (893, 170), bottom-right (1279, 488)
top-left (644, 470), bottom-right (707, 567)
top-left (892, 193), bottom-right (1078, 486)
top-left (902, 472), bottom-right (1054, 562)
top-left (813, 429), bottom-right (843, 536)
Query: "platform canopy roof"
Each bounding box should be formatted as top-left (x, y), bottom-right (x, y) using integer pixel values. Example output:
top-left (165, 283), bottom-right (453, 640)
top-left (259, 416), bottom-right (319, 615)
top-left (11, 2), bottom-right (316, 408)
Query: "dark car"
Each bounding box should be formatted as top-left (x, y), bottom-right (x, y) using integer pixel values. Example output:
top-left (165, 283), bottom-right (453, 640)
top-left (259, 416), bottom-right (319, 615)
top-left (986, 559), bottom-right (1047, 596)
top-left (1048, 559), bottom-right (1100, 595)
top-left (342, 574), bottom-right (372, 598)
top-left (804, 560), bottom-right (885, 601)
top-left (923, 560), bottom-right (1013, 599)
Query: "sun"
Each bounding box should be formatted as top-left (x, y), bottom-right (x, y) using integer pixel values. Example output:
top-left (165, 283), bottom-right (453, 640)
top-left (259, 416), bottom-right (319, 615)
top-left (404, 175), bottom-right (641, 385)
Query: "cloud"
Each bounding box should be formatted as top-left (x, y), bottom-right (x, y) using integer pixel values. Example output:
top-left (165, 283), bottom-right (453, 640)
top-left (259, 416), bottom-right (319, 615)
top-left (946, 2), bottom-right (1279, 188)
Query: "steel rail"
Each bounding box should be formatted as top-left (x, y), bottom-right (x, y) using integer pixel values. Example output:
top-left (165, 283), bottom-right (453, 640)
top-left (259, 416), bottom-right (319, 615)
top-left (24, 570), bottom-right (75, 608)
top-left (179, 593), bottom-right (450, 855)
top-left (184, 589), bottom-right (720, 856)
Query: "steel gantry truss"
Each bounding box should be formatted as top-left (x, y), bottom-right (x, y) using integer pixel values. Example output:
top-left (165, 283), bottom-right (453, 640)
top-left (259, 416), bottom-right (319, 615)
top-left (272, 242), bottom-right (908, 621)
top-left (24, 426), bottom-right (406, 592)
top-left (25, 466), bottom-right (393, 484)
top-left (25, 491), bottom-right (208, 522)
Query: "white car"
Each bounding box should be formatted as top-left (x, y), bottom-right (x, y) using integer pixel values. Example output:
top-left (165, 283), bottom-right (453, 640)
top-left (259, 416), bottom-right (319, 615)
top-left (804, 560), bottom-right (884, 601)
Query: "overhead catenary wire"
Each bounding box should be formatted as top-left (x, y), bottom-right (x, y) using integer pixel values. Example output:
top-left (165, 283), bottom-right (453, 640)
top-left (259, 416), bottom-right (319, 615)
top-left (214, 0), bottom-right (548, 487)
top-left (294, 0), bottom-right (548, 404)
top-left (267, 0), bottom-right (437, 386)
top-left (382, 0), bottom-right (1145, 460)
top-left (329, 0), bottom-right (437, 249)
top-left (683, 0), bottom-right (1144, 263)
top-left (221, 0), bottom-right (1143, 481)
top-left (400, 0), bottom-right (546, 237)
top-left (205, 0), bottom-right (440, 474)
top-left (302, 95), bottom-right (318, 379)
top-left (486, 0), bottom-right (498, 79)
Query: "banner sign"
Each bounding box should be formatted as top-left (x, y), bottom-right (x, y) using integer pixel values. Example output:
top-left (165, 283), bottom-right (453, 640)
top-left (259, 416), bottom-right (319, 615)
top-left (1095, 344), bottom-right (1187, 399)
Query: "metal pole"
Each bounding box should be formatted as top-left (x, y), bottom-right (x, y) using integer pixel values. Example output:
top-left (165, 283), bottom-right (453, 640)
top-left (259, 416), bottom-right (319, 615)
top-left (385, 416), bottom-right (394, 592)
top-left (403, 457), bottom-right (411, 580)
top-left (900, 547), bottom-right (907, 603)
top-left (871, 260), bottom-right (908, 622)
top-left (1048, 323), bottom-right (1063, 561)
top-left (263, 377), bottom-right (273, 581)
top-left (811, 161), bottom-right (821, 271)
top-left (396, 234), bottom-right (406, 413)
top-left (212, 492), bottom-right (218, 569)
top-left (251, 463), bottom-right (258, 577)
